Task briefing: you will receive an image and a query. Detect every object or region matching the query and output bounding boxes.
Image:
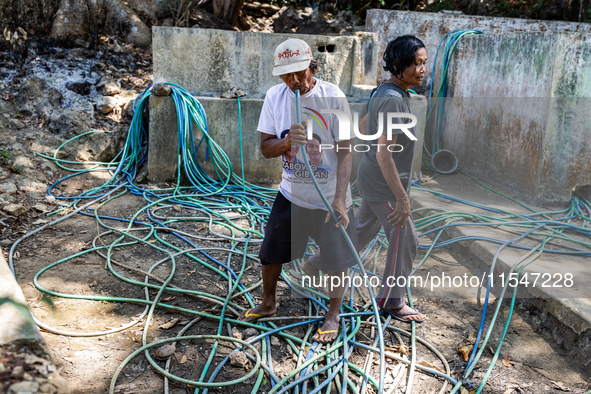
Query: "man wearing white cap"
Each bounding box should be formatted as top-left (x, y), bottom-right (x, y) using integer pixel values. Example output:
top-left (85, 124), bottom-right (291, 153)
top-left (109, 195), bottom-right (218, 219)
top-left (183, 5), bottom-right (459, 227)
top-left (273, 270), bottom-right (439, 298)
top-left (238, 38), bottom-right (358, 344)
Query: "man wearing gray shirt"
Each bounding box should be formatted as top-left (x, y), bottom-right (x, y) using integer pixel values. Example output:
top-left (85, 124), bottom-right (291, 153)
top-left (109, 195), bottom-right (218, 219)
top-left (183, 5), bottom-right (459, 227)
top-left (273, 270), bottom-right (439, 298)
top-left (296, 35), bottom-right (427, 323)
top-left (356, 35), bottom-right (428, 323)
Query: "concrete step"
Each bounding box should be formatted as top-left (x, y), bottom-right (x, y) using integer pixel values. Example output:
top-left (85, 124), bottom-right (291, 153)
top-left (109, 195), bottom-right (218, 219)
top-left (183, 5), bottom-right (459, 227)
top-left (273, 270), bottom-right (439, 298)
top-left (408, 172), bottom-right (591, 372)
top-left (0, 250), bottom-right (44, 346)
top-left (0, 249), bottom-right (70, 393)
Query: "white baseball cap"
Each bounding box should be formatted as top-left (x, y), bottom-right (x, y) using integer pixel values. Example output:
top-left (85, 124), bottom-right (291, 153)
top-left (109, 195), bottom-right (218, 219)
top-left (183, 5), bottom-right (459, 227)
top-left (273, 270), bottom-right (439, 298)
top-left (273, 38), bottom-right (313, 76)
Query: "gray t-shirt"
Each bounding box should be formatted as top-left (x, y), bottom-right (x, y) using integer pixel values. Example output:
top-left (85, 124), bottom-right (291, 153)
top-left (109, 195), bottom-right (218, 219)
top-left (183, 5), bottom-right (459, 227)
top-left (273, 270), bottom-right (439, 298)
top-left (357, 83), bottom-right (415, 202)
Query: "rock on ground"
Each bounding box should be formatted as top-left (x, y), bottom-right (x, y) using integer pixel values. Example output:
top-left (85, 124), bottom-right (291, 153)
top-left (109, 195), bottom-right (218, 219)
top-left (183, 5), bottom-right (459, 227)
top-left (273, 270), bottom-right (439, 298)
top-left (154, 343), bottom-right (176, 360)
top-left (242, 328), bottom-right (258, 338)
top-left (229, 350), bottom-right (248, 368)
top-left (126, 0), bottom-right (170, 25)
top-left (96, 96), bottom-right (118, 114)
top-left (8, 119), bottom-right (25, 130)
top-left (75, 125), bottom-right (127, 162)
top-left (51, 0), bottom-right (151, 49)
top-left (2, 204), bottom-right (26, 217)
top-left (97, 79), bottom-right (122, 96)
top-left (0, 182), bottom-right (17, 194)
top-left (15, 77), bottom-right (63, 118)
top-left (8, 381), bottom-right (40, 394)
top-left (48, 110), bottom-right (92, 139)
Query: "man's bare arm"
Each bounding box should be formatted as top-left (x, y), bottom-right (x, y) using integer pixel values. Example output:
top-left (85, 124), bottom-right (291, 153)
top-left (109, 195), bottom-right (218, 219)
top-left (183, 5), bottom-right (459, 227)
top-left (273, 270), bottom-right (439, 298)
top-left (359, 113), bottom-right (368, 135)
top-left (328, 138), bottom-right (353, 228)
top-left (375, 133), bottom-right (411, 227)
top-left (260, 133), bottom-right (289, 159)
top-left (260, 121), bottom-right (307, 159)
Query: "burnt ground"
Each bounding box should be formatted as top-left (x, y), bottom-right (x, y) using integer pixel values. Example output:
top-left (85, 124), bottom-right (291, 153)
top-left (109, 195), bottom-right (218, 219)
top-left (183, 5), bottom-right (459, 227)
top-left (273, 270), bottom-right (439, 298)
top-left (3, 166), bottom-right (591, 393)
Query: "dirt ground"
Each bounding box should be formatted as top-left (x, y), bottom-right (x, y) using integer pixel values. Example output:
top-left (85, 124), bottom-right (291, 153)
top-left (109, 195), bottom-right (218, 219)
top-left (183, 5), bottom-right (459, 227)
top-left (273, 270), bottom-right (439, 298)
top-left (3, 167), bottom-right (590, 394)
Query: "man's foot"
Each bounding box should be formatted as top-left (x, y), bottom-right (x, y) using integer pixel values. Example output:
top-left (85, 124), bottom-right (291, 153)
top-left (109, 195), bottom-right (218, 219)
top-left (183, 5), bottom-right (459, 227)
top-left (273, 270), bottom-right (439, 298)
top-left (237, 304), bottom-right (277, 323)
top-left (312, 314), bottom-right (340, 343)
top-left (382, 305), bottom-right (425, 323)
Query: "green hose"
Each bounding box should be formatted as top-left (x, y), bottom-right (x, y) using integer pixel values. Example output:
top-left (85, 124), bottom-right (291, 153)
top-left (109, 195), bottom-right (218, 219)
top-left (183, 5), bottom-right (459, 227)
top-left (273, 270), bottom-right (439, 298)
top-left (9, 82), bottom-right (588, 393)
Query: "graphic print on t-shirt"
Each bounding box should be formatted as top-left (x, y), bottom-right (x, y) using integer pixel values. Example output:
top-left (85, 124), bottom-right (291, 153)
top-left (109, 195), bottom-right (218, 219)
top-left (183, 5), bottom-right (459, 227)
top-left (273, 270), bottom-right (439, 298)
top-left (287, 96), bottom-right (339, 205)
top-left (257, 80), bottom-right (352, 210)
top-left (280, 128), bottom-right (300, 173)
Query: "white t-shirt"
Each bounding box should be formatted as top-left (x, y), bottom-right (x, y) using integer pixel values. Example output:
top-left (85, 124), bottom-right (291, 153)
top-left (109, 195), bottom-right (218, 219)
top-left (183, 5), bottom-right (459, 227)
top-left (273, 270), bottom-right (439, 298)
top-left (258, 79), bottom-right (353, 210)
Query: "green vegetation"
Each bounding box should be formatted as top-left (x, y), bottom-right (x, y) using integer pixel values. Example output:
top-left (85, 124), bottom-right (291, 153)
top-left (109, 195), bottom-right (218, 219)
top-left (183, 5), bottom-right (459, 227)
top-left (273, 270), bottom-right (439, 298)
top-left (0, 146), bottom-right (22, 174)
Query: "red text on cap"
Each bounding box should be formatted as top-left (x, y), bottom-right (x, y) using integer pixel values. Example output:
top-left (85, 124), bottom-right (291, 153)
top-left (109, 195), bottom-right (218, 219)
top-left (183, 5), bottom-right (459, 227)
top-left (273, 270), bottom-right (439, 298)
top-left (278, 49), bottom-right (301, 59)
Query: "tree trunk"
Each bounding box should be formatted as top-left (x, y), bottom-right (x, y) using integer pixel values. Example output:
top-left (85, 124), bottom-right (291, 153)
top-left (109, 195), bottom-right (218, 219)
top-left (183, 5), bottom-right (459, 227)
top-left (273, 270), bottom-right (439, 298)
top-left (212, 0), bottom-right (244, 26)
top-left (104, 0), bottom-right (152, 48)
top-left (50, 0), bottom-right (90, 44)
top-left (50, 0), bottom-right (151, 48)
top-left (126, 0), bottom-right (171, 25)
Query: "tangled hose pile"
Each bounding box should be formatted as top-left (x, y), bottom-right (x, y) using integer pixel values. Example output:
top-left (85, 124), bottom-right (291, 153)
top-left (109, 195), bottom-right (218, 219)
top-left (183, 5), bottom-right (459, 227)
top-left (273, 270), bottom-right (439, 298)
top-left (8, 83), bottom-right (591, 393)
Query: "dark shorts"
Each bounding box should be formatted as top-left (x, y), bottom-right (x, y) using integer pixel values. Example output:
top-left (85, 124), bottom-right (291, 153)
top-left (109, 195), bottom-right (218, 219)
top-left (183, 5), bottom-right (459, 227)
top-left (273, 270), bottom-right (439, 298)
top-left (258, 192), bottom-right (359, 271)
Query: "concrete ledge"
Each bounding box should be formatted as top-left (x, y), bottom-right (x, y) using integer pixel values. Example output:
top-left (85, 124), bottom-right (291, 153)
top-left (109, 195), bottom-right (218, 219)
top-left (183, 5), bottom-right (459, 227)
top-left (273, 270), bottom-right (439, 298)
top-left (0, 250), bottom-right (70, 393)
top-left (153, 27), bottom-right (379, 99)
top-left (0, 252), bottom-right (43, 346)
top-left (148, 96), bottom-right (428, 185)
top-left (365, 10), bottom-right (591, 93)
top-left (409, 173), bottom-right (591, 368)
top-left (147, 96), bottom-right (282, 184)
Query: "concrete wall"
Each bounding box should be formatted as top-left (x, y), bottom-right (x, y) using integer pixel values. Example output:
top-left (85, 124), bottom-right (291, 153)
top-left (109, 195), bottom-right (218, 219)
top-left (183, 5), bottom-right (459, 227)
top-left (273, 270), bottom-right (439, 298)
top-left (148, 96), bottom-right (428, 186)
top-left (150, 26), bottom-right (427, 188)
top-left (148, 97), bottom-right (281, 184)
top-left (365, 10), bottom-right (591, 94)
top-left (152, 27), bottom-right (379, 99)
top-left (441, 33), bottom-right (591, 206)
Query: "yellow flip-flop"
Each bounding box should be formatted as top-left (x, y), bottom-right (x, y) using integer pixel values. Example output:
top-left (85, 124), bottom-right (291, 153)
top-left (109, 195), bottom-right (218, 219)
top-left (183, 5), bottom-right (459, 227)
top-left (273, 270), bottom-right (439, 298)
top-left (314, 328), bottom-right (339, 344)
top-left (241, 308), bottom-right (276, 322)
top-left (244, 309), bottom-right (262, 319)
